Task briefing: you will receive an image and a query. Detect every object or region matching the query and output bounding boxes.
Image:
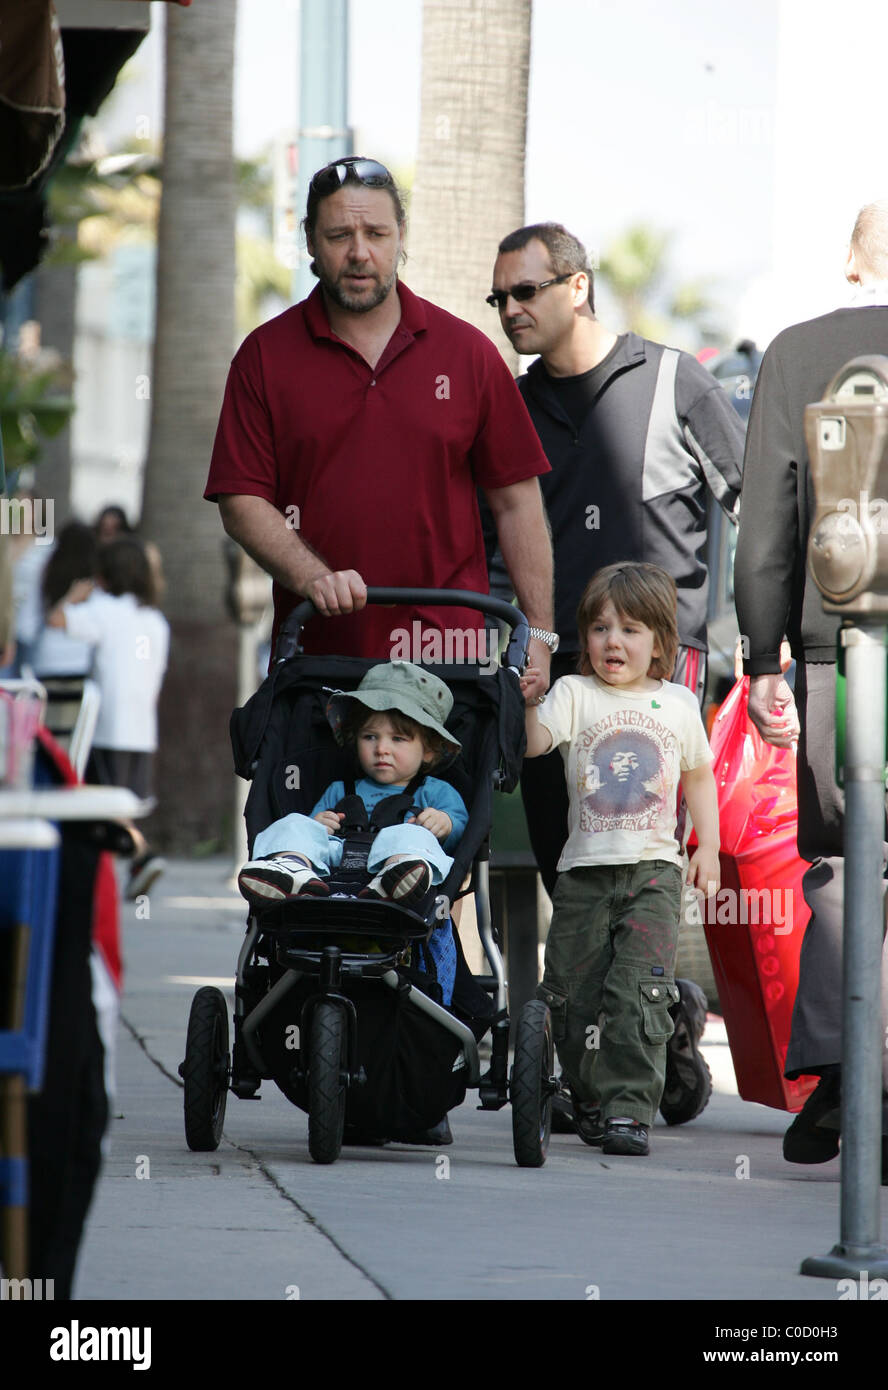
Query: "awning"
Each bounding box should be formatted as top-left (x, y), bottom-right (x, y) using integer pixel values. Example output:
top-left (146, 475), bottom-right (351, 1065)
top-left (0, 0), bottom-right (190, 292)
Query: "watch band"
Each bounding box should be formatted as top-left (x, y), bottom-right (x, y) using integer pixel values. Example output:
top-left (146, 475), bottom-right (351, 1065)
top-left (527, 626), bottom-right (560, 653)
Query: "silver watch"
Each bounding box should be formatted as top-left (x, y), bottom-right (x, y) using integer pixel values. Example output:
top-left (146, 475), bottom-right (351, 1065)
top-left (528, 626), bottom-right (560, 654)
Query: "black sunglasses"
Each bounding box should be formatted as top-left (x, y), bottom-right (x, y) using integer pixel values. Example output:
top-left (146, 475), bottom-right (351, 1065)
top-left (309, 156), bottom-right (394, 196)
top-left (485, 273), bottom-right (573, 310)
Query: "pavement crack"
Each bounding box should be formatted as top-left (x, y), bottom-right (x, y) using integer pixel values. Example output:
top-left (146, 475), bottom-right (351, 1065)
top-left (228, 1139), bottom-right (394, 1300)
top-left (121, 1011), bottom-right (392, 1299)
top-left (120, 1012), bottom-right (185, 1088)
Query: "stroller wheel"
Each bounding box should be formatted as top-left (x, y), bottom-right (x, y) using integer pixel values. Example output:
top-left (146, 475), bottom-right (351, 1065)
top-left (510, 999), bottom-right (554, 1168)
top-left (182, 987), bottom-right (230, 1151)
top-left (308, 1001), bottom-right (348, 1164)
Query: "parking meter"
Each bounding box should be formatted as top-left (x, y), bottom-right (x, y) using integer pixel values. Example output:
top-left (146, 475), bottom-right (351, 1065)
top-left (801, 354), bottom-right (888, 1280)
top-left (807, 354), bottom-right (888, 612)
top-left (804, 356), bottom-right (888, 779)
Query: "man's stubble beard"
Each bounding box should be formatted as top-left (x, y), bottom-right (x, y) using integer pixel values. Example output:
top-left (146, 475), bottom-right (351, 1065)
top-left (318, 264), bottom-right (399, 314)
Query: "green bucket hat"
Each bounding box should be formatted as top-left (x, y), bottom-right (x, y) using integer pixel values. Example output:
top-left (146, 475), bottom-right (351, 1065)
top-left (325, 661), bottom-right (461, 760)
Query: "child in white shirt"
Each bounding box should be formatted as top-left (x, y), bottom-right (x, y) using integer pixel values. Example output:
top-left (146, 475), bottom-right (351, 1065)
top-left (49, 536), bottom-right (170, 897)
top-left (523, 562), bottom-right (720, 1157)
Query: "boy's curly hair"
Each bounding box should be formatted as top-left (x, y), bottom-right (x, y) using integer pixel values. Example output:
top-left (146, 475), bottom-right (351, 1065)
top-left (340, 705), bottom-right (450, 771)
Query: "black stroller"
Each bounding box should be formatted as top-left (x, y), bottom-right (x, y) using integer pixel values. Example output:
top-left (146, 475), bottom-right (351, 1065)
top-left (180, 589), bottom-right (556, 1166)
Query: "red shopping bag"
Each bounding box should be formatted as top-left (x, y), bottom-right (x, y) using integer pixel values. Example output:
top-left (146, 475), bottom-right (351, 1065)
top-left (691, 677), bottom-right (817, 1111)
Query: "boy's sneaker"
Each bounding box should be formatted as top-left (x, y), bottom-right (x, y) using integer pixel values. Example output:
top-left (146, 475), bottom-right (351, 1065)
top-left (360, 858), bottom-right (431, 907)
top-left (551, 1086), bottom-right (578, 1134)
top-left (126, 852), bottom-right (166, 900)
top-left (602, 1117), bottom-right (650, 1156)
top-left (573, 1101), bottom-right (605, 1147)
top-left (238, 853), bottom-right (330, 906)
top-left (659, 977), bottom-right (712, 1126)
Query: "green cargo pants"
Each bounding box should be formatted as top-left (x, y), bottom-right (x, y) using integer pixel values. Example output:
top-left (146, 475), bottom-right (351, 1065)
top-left (537, 860), bottom-right (683, 1125)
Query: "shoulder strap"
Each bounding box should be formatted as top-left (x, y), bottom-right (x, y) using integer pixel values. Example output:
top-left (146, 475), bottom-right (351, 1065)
top-left (368, 771), bottom-right (427, 831)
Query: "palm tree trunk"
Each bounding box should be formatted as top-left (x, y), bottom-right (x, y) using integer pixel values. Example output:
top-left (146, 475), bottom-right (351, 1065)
top-left (32, 260), bottom-right (76, 520)
top-left (405, 0), bottom-right (531, 365)
top-left (140, 0), bottom-right (239, 850)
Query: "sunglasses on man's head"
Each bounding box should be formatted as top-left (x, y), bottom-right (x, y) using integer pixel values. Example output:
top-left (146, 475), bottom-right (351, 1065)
top-left (309, 156), bottom-right (394, 196)
top-left (485, 273), bottom-right (574, 310)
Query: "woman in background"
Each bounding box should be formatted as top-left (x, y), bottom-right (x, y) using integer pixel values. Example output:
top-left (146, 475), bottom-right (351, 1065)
top-left (48, 535), bottom-right (170, 899)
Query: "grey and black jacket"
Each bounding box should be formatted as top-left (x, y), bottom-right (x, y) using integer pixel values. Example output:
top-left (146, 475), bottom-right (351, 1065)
top-left (484, 332), bottom-right (744, 654)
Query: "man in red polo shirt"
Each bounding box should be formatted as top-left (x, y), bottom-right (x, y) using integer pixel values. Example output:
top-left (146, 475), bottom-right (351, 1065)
top-left (205, 156), bottom-right (555, 682)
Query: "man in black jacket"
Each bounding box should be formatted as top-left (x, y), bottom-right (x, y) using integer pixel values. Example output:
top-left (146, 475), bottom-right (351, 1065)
top-left (734, 200), bottom-right (888, 1171)
top-left (486, 223), bottom-right (745, 1127)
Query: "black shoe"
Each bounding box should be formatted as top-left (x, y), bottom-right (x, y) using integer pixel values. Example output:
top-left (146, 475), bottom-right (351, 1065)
top-left (783, 1072), bottom-right (842, 1164)
top-left (573, 1101), bottom-right (605, 1147)
top-left (602, 1117), bottom-right (650, 1156)
top-left (392, 1116), bottom-right (453, 1146)
top-left (659, 978), bottom-right (712, 1126)
top-left (551, 1088), bottom-right (578, 1134)
top-left (126, 852), bottom-right (166, 900)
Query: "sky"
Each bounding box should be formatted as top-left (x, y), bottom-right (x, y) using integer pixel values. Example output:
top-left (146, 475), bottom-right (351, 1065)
top-left (105, 0), bottom-right (888, 349)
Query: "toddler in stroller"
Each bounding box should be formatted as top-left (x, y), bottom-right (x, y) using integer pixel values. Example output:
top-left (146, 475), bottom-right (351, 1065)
top-left (237, 662), bottom-right (469, 954)
top-left (180, 588), bottom-right (560, 1166)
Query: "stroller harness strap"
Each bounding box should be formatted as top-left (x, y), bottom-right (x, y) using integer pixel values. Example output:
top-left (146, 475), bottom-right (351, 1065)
top-left (327, 773), bottom-right (427, 889)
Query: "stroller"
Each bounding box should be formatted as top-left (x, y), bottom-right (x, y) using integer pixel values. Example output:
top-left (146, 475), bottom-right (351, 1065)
top-left (180, 589), bottom-right (556, 1166)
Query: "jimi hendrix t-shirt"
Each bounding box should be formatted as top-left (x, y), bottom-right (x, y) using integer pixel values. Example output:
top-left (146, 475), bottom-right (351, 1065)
top-left (536, 672), bottom-right (712, 871)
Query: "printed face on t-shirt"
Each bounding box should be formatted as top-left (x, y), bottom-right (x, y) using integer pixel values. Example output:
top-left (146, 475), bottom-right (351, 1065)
top-left (579, 726), bottom-right (666, 831)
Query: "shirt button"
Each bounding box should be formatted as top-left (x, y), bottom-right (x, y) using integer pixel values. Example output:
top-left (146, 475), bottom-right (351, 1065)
top-left (651, 988), bottom-right (660, 997)
top-left (370, 379), bottom-right (376, 386)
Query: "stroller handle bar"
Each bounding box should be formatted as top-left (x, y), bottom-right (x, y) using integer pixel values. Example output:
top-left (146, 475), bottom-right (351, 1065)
top-left (276, 588), bottom-right (529, 672)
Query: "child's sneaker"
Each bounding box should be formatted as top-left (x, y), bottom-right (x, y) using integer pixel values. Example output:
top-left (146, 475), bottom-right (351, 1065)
top-left (602, 1117), bottom-right (650, 1156)
top-left (238, 853), bottom-right (330, 906)
top-left (360, 858), bottom-right (431, 907)
top-left (572, 1100), bottom-right (605, 1147)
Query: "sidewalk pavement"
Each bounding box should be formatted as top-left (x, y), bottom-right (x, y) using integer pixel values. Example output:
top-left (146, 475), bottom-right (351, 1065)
top-left (72, 855), bottom-right (886, 1304)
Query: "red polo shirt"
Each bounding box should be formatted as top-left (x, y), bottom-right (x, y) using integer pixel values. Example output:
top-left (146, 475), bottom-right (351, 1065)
top-left (205, 281), bottom-right (549, 657)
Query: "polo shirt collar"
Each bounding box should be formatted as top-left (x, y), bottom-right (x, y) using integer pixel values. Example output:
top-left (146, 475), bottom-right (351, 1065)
top-left (302, 278), bottom-right (428, 343)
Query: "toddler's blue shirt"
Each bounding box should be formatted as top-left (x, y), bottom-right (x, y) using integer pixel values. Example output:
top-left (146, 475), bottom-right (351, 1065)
top-left (312, 775), bottom-right (468, 854)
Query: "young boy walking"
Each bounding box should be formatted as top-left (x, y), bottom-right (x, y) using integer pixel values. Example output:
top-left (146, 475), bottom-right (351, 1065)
top-left (523, 563), bottom-right (720, 1156)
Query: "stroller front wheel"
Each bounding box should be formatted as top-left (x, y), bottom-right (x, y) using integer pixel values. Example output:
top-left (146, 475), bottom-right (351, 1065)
top-left (510, 999), bottom-right (554, 1167)
top-left (182, 987), bottom-right (230, 1151)
top-left (307, 1001), bottom-right (348, 1164)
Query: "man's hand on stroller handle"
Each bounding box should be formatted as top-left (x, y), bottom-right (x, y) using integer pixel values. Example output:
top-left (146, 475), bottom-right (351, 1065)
top-left (303, 569), bottom-right (367, 617)
top-left (407, 807), bottom-right (452, 842)
top-left (315, 809), bottom-right (345, 834)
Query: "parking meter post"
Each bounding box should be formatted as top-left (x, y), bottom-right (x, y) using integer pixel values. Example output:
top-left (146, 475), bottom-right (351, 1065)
top-left (800, 355), bottom-right (888, 1279)
top-left (839, 625), bottom-right (886, 1253)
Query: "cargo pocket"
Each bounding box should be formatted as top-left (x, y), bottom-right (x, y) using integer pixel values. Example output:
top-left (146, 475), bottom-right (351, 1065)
top-left (536, 983), bottom-right (568, 1043)
top-left (640, 980), bottom-right (679, 1045)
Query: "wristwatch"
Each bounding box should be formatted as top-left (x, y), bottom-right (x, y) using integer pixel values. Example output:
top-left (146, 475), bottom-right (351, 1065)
top-left (527, 626), bottom-right (560, 654)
